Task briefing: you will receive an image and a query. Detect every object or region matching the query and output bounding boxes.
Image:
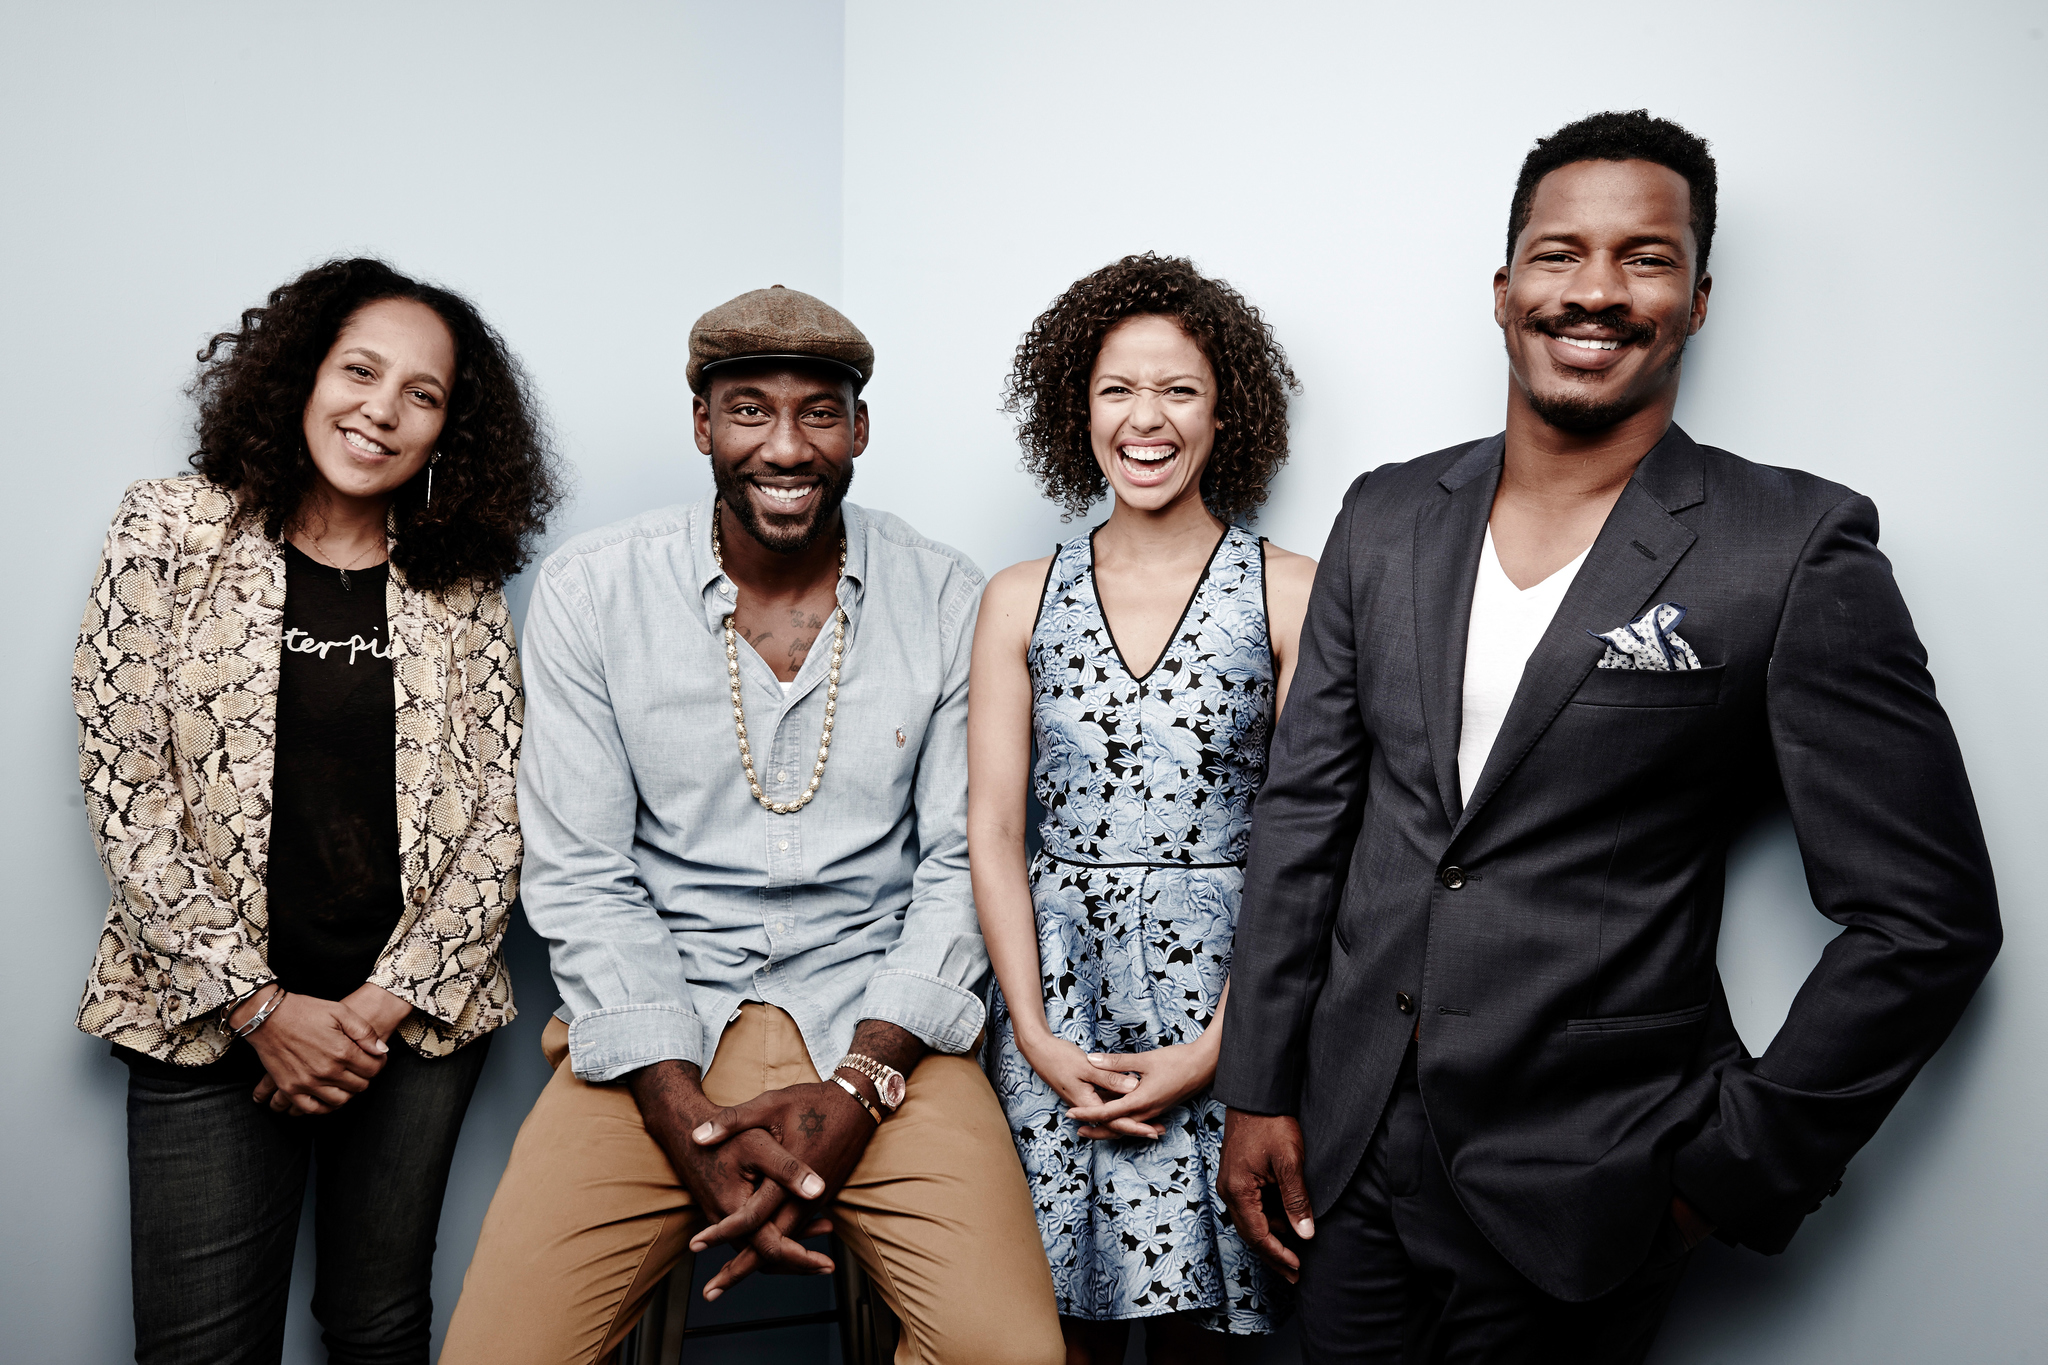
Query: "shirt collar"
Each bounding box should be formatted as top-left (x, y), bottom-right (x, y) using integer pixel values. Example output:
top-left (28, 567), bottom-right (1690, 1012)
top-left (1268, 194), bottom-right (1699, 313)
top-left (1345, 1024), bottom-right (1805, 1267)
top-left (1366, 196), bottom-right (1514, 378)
top-left (692, 492), bottom-right (870, 631)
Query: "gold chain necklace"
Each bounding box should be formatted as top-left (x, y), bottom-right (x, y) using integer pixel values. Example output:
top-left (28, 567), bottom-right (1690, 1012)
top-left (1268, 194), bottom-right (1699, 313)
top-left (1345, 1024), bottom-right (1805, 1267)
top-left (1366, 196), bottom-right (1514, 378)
top-left (711, 506), bottom-right (847, 815)
top-left (301, 528), bottom-right (383, 592)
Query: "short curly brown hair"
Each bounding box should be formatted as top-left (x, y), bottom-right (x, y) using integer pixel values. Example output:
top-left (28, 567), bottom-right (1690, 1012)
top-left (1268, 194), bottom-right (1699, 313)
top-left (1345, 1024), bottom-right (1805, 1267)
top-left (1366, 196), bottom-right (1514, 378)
top-left (189, 257), bottom-right (562, 593)
top-left (1003, 253), bottom-right (1299, 522)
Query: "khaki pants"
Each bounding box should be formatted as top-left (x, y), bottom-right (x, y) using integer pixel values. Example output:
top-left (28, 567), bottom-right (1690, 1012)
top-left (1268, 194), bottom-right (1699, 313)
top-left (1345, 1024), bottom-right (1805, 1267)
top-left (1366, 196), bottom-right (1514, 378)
top-left (441, 1004), bottom-right (1063, 1365)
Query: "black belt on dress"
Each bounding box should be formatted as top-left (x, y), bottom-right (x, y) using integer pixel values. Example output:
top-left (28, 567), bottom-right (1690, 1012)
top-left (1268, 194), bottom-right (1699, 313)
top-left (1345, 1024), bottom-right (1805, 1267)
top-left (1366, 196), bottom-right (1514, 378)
top-left (1039, 850), bottom-right (1247, 871)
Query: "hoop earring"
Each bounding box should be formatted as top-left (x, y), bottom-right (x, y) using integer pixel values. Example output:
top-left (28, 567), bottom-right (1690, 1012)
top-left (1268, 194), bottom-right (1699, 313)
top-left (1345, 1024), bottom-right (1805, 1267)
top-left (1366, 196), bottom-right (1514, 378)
top-left (427, 451), bottom-right (442, 504)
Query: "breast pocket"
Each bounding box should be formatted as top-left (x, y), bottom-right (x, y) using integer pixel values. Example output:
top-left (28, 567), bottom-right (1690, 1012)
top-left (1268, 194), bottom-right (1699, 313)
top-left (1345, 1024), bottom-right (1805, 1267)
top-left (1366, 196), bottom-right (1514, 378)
top-left (1568, 664), bottom-right (1724, 709)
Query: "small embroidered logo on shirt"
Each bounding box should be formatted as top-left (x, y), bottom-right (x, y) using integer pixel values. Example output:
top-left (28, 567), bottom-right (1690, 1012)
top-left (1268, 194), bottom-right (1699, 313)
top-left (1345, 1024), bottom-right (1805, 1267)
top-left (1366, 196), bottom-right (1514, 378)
top-left (895, 727), bottom-right (906, 748)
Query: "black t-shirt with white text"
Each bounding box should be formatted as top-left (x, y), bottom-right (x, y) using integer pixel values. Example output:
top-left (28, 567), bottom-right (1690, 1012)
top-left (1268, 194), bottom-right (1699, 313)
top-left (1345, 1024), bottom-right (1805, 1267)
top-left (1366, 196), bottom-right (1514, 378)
top-left (264, 542), bottom-right (406, 1004)
top-left (118, 543), bottom-right (406, 1082)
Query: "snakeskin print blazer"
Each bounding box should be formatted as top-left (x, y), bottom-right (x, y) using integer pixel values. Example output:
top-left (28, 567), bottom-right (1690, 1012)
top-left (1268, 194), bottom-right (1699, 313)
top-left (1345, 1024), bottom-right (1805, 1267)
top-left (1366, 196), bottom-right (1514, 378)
top-left (74, 476), bottom-right (524, 1065)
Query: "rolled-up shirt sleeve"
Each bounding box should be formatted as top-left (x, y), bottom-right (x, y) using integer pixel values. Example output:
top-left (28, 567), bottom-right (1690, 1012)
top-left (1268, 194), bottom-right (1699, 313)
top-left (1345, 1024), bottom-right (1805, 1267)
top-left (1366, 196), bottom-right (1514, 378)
top-left (857, 573), bottom-right (989, 1054)
top-left (518, 556), bottom-right (712, 1081)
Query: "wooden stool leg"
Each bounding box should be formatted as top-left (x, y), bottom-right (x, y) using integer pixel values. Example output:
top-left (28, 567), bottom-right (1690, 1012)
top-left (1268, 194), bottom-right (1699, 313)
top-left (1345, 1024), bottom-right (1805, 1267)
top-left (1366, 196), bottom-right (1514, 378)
top-left (832, 1235), bottom-right (899, 1365)
top-left (655, 1265), bottom-right (691, 1363)
top-left (612, 1236), bottom-right (896, 1361)
top-left (609, 1265), bottom-right (691, 1365)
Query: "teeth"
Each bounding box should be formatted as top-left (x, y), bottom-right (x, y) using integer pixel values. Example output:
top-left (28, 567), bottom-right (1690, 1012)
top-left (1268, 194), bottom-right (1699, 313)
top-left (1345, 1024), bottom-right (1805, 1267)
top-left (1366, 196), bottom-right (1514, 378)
top-left (1559, 336), bottom-right (1621, 351)
top-left (759, 485), bottom-right (812, 503)
top-left (342, 428), bottom-right (393, 455)
top-left (1120, 446), bottom-right (1176, 463)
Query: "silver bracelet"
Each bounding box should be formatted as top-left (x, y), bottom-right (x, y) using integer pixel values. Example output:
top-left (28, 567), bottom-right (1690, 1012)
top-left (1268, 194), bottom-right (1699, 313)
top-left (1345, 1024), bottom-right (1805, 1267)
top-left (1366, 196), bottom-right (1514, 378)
top-left (230, 986), bottom-right (286, 1040)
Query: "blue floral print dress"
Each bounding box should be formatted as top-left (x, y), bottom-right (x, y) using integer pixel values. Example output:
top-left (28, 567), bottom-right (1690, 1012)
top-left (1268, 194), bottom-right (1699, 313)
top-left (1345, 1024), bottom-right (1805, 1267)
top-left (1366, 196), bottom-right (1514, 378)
top-left (990, 524), bottom-right (1283, 1333)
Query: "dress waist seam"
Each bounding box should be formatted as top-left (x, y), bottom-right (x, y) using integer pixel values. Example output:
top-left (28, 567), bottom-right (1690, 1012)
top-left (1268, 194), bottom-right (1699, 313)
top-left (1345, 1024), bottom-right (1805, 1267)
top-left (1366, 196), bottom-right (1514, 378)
top-left (1038, 850), bottom-right (1247, 871)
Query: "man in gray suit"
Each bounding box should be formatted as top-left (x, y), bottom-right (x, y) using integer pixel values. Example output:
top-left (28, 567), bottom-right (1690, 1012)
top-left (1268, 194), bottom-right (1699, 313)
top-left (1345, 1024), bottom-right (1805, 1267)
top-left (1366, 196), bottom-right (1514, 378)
top-left (1213, 110), bottom-right (2000, 1362)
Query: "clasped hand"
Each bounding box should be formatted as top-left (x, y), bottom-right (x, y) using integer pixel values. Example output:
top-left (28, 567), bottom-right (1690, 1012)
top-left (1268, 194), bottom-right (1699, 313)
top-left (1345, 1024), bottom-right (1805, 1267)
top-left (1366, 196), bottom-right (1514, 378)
top-left (243, 984), bottom-right (412, 1116)
top-left (1019, 1030), bottom-right (1217, 1140)
top-left (633, 1065), bottom-right (876, 1301)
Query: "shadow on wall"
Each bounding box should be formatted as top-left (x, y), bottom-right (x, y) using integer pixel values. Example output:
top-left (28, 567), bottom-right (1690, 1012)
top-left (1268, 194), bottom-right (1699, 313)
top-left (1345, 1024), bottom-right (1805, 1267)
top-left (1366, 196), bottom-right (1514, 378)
top-left (1651, 809), bottom-right (2005, 1363)
top-left (1657, 989), bottom-right (2001, 1361)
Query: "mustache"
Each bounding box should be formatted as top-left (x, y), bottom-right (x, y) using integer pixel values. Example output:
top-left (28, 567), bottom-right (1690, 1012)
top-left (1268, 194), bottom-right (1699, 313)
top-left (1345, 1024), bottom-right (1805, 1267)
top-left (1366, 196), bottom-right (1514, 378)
top-left (731, 464), bottom-right (824, 485)
top-left (1518, 306), bottom-right (1658, 347)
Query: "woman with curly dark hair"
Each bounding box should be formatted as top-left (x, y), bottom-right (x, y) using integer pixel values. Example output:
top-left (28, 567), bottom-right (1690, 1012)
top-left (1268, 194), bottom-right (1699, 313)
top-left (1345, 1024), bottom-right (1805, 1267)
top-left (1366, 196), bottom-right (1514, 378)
top-left (968, 254), bottom-right (1314, 1361)
top-left (72, 257), bottom-right (559, 1363)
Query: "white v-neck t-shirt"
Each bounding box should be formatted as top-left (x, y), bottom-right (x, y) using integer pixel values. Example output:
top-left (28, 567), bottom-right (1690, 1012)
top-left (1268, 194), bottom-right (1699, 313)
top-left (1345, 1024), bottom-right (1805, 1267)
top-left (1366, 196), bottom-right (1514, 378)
top-left (1457, 526), bottom-right (1590, 807)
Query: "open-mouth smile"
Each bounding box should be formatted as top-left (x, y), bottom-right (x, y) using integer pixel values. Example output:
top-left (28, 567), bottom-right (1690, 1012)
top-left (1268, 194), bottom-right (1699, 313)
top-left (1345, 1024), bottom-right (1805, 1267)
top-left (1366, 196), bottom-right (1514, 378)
top-left (341, 426), bottom-right (397, 457)
top-left (1540, 330), bottom-right (1636, 372)
top-left (752, 481), bottom-right (819, 514)
top-left (1117, 442), bottom-right (1179, 488)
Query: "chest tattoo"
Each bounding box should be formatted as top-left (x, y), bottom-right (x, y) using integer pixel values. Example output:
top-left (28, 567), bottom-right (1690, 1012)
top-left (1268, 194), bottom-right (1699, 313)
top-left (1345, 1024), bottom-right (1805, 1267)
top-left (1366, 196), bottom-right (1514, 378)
top-left (738, 607), bottom-right (829, 673)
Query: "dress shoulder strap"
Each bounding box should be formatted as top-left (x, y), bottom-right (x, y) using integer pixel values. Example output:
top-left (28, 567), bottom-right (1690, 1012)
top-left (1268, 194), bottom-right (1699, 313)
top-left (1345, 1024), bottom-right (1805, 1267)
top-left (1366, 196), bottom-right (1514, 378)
top-left (1028, 533), bottom-right (1097, 647)
top-left (1200, 524), bottom-right (1267, 604)
top-left (1188, 525), bottom-right (1274, 678)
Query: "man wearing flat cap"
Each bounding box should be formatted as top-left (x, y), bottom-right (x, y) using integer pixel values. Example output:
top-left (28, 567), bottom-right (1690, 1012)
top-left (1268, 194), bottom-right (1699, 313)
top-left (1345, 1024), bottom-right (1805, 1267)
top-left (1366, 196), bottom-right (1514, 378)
top-left (444, 287), bottom-right (1063, 1364)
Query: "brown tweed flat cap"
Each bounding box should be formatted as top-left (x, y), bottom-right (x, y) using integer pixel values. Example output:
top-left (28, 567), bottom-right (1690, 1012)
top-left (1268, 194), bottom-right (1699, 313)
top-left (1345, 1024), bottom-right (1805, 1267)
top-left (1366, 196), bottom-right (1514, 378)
top-left (687, 284), bottom-right (874, 393)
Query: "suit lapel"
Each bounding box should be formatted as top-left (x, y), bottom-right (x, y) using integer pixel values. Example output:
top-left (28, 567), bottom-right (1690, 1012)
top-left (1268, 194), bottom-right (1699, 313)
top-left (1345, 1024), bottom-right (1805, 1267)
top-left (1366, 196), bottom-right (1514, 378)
top-left (1413, 437), bottom-right (1504, 826)
top-left (1451, 426), bottom-right (1704, 841)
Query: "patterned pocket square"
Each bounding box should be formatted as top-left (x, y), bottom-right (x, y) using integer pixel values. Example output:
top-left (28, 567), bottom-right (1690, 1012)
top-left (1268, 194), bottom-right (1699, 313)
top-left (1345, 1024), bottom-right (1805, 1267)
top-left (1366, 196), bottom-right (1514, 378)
top-left (1589, 603), bottom-right (1701, 671)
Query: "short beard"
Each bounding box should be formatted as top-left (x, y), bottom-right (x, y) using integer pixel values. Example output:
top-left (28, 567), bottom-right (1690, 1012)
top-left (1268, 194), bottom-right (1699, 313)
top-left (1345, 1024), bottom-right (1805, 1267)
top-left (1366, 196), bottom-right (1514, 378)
top-left (1512, 306), bottom-right (1685, 436)
top-left (710, 446), bottom-right (855, 556)
top-left (1523, 386), bottom-right (1648, 435)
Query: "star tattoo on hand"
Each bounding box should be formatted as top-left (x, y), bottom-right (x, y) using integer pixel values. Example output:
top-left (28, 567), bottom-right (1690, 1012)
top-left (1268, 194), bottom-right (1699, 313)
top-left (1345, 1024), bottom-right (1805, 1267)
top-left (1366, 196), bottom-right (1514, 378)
top-left (797, 1106), bottom-right (826, 1137)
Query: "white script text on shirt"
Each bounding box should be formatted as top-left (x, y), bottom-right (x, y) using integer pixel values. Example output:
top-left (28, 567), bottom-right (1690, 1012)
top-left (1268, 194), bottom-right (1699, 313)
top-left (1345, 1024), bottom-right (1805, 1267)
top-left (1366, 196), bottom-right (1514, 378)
top-left (283, 627), bottom-right (391, 665)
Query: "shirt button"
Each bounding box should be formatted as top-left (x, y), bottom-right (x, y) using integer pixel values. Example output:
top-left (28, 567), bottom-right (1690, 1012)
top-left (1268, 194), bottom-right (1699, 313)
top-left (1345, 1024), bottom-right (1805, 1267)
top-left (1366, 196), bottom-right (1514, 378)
top-left (776, 771), bottom-right (788, 782)
top-left (777, 839), bottom-right (790, 851)
top-left (411, 886), bottom-right (429, 905)
top-left (1395, 992), bottom-right (1415, 1014)
top-left (719, 582), bottom-right (733, 596)
top-left (1439, 866), bottom-right (1466, 890)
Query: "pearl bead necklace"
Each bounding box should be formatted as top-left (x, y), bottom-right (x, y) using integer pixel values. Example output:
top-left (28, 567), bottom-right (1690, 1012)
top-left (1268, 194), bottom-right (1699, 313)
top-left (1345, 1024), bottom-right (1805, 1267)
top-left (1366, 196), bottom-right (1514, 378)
top-left (712, 508), bottom-right (847, 815)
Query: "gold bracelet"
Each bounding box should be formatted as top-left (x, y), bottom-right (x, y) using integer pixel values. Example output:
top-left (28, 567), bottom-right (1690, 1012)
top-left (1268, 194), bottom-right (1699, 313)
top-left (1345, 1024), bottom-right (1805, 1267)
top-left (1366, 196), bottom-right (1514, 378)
top-left (832, 1074), bottom-right (881, 1124)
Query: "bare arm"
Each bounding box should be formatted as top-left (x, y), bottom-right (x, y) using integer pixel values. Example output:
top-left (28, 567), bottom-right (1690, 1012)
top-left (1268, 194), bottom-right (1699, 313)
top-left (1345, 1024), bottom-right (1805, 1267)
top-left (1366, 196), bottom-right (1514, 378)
top-left (1264, 542), bottom-right (1318, 717)
top-left (967, 560), bottom-right (1141, 1124)
top-left (966, 561), bottom-right (1054, 1050)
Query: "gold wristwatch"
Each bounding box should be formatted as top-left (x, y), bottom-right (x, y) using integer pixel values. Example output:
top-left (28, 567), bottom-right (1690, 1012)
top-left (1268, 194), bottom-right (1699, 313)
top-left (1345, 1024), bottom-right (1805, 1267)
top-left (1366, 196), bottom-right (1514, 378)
top-left (834, 1053), bottom-right (907, 1113)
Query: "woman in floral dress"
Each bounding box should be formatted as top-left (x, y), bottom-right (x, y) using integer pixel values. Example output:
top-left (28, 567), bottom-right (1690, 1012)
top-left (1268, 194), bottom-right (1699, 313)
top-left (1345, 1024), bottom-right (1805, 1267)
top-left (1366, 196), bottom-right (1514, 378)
top-left (969, 254), bottom-right (1315, 1363)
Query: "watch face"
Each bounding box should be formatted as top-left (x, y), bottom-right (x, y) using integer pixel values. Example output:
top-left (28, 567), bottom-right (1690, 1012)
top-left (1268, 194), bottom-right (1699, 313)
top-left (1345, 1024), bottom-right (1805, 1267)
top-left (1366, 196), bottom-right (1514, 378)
top-left (878, 1071), bottom-right (907, 1109)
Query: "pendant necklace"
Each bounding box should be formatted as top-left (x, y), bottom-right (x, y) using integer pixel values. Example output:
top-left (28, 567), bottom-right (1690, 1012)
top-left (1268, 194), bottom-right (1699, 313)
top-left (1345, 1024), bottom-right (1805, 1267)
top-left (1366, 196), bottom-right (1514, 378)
top-left (712, 505), bottom-right (848, 815)
top-left (308, 532), bottom-right (382, 591)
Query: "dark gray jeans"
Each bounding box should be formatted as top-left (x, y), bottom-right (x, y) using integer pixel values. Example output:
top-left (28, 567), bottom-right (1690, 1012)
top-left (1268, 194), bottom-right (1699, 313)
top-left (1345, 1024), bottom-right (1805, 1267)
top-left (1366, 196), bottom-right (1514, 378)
top-left (125, 1035), bottom-right (490, 1365)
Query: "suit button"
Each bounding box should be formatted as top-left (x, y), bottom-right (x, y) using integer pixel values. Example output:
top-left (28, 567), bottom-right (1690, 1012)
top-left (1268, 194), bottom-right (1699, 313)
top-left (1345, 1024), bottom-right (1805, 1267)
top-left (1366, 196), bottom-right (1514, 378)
top-left (1440, 866), bottom-right (1466, 890)
top-left (1395, 992), bottom-right (1415, 1014)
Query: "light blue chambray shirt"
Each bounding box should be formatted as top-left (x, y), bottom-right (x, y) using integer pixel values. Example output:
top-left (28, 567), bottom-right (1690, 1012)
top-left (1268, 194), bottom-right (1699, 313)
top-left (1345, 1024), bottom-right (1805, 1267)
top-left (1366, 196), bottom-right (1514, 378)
top-left (517, 493), bottom-right (988, 1083)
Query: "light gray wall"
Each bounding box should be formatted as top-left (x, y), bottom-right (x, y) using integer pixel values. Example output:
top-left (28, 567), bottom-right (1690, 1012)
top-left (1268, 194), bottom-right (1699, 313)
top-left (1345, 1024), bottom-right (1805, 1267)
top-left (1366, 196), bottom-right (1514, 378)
top-left (7, 2), bottom-right (2044, 1362)
top-left (838, 2), bottom-right (2045, 1361)
top-left (0, 3), bottom-right (842, 1360)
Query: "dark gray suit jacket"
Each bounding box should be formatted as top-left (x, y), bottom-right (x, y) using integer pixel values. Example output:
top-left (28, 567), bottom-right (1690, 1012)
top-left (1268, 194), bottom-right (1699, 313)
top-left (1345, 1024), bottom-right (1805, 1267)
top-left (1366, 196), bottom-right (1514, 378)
top-left (1213, 425), bottom-right (1999, 1302)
